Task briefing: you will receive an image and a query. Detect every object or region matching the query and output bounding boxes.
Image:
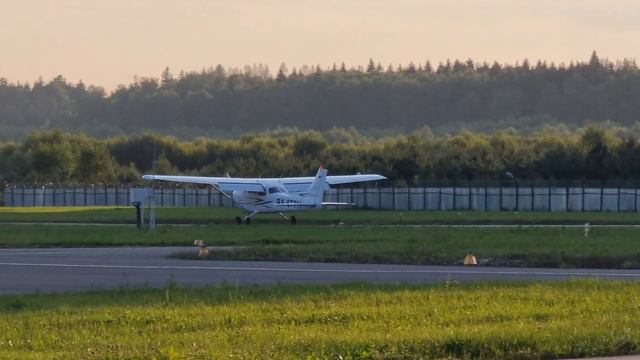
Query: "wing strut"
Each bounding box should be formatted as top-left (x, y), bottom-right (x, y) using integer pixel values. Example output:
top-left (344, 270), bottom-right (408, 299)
top-left (211, 183), bottom-right (234, 202)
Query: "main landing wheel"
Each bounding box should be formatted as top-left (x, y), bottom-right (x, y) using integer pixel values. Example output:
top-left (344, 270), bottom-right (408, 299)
top-left (290, 216), bottom-right (297, 225)
top-left (245, 217), bottom-right (251, 224)
top-left (235, 216), bottom-right (242, 225)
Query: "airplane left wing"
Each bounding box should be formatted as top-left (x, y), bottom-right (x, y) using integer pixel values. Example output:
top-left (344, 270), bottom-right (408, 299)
top-left (142, 175), bottom-right (265, 192)
top-left (279, 174), bottom-right (386, 192)
top-left (325, 174), bottom-right (387, 185)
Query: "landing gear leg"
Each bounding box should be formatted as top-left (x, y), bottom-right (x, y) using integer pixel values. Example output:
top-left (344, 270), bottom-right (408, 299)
top-left (239, 211), bottom-right (258, 225)
top-left (290, 215), bottom-right (296, 225)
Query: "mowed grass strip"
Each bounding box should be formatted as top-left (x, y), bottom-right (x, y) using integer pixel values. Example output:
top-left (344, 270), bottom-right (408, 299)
top-left (178, 226), bottom-right (640, 268)
top-left (3, 224), bottom-right (640, 268)
top-left (0, 281), bottom-right (639, 359)
top-left (3, 206), bottom-right (640, 225)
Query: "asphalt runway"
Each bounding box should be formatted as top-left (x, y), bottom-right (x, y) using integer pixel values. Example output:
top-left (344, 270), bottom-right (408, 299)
top-left (2, 247), bottom-right (640, 294)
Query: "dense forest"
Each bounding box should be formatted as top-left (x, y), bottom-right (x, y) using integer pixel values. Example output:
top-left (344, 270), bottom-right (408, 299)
top-left (2, 125), bottom-right (640, 185)
top-left (1, 52), bottom-right (640, 139)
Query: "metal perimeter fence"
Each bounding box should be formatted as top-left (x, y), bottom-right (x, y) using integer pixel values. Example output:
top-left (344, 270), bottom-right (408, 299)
top-left (3, 183), bottom-right (640, 211)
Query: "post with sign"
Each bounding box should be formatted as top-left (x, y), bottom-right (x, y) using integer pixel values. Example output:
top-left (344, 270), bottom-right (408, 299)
top-left (130, 188), bottom-right (156, 230)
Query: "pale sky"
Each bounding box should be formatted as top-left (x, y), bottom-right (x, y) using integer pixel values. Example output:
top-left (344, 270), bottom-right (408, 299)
top-left (1, 0), bottom-right (639, 91)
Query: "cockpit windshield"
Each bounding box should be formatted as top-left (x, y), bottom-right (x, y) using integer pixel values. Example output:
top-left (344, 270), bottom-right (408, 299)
top-left (268, 186), bottom-right (287, 194)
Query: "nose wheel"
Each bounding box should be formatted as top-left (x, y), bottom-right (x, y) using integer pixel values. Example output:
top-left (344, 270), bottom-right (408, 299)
top-left (278, 212), bottom-right (296, 224)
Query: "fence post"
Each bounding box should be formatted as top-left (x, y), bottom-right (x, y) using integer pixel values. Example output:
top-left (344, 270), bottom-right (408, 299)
top-left (208, 186), bottom-right (211, 207)
top-left (392, 185), bottom-right (396, 210)
top-left (499, 182), bottom-right (502, 211)
top-left (453, 183), bottom-right (457, 210)
top-left (438, 183), bottom-right (442, 210)
top-left (636, 184), bottom-right (639, 213)
top-left (484, 183), bottom-right (488, 211)
top-left (173, 187), bottom-right (176, 207)
top-left (617, 185), bottom-right (621, 212)
top-left (183, 187), bottom-right (186, 207)
top-left (468, 181), bottom-right (472, 210)
top-left (565, 185), bottom-right (570, 212)
top-left (407, 187), bottom-right (411, 210)
top-left (530, 180), bottom-right (534, 211)
top-left (378, 185), bottom-right (382, 209)
top-left (515, 180), bottom-right (519, 211)
top-left (600, 182), bottom-right (604, 212)
top-left (547, 181), bottom-right (551, 212)
top-left (350, 187), bottom-right (354, 207)
top-left (363, 184), bottom-right (367, 209)
top-left (422, 183), bottom-right (426, 210)
top-left (581, 181), bottom-right (585, 212)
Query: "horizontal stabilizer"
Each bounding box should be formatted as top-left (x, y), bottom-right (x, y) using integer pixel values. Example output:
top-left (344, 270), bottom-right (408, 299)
top-left (321, 202), bottom-right (354, 206)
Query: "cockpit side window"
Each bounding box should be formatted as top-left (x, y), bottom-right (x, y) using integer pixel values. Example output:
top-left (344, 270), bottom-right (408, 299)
top-left (268, 187), bottom-right (280, 194)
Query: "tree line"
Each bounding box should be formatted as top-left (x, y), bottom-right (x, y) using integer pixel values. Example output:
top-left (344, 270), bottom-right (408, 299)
top-left (1, 125), bottom-right (640, 185)
top-left (1, 52), bottom-right (640, 139)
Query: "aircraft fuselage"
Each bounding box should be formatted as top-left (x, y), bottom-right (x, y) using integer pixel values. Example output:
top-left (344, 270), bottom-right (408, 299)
top-left (232, 190), bottom-right (318, 213)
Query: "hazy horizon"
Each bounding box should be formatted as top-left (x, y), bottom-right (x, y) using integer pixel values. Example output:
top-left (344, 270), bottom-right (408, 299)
top-left (2, 0), bottom-right (639, 91)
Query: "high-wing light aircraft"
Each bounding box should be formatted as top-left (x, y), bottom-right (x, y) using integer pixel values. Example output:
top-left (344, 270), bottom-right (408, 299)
top-left (142, 167), bottom-right (386, 224)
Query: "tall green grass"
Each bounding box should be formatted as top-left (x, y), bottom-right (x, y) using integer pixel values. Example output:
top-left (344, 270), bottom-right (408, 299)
top-left (0, 281), bottom-right (639, 359)
top-left (2, 206), bottom-right (640, 225)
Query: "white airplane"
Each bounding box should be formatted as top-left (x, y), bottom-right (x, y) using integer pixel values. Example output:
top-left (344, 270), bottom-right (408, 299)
top-left (142, 166), bottom-right (386, 224)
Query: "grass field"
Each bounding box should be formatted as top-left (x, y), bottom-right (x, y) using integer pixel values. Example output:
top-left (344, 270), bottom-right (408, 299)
top-left (0, 281), bottom-right (639, 359)
top-left (2, 206), bottom-right (640, 225)
top-left (174, 226), bottom-right (640, 268)
top-left (3, 224), bottom-right (640, 268)
top-left (3, 206), bottom-right (640, 268)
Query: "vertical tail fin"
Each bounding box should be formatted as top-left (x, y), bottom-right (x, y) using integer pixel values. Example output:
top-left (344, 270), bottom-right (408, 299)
top-left (303, 166), bottom-right (330, 205)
